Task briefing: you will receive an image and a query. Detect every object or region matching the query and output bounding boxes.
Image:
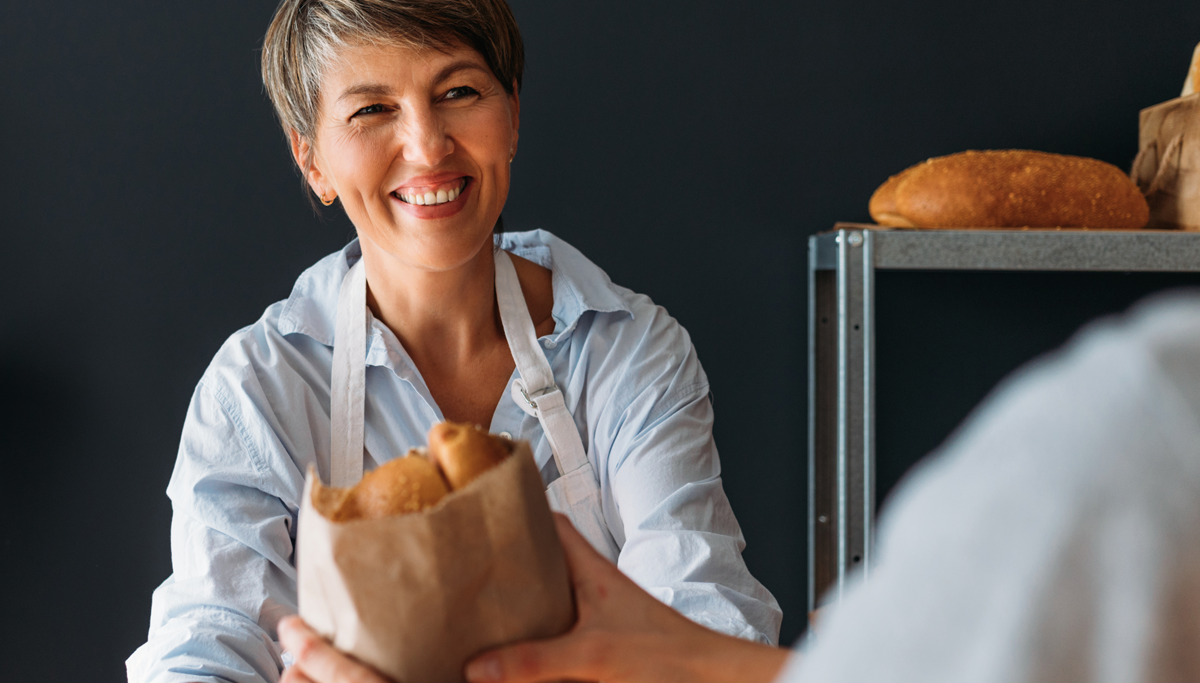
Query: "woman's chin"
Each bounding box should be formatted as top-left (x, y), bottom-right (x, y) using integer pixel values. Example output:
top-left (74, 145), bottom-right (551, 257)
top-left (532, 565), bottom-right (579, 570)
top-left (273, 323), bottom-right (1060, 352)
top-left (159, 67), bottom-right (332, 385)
top-left (362, 223), bottom-right (496, 274)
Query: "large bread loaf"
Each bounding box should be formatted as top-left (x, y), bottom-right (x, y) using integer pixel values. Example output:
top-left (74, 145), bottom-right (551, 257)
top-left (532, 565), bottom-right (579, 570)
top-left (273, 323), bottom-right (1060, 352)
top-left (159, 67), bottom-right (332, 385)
top-left (869, 150), bottom-right (1149, 230)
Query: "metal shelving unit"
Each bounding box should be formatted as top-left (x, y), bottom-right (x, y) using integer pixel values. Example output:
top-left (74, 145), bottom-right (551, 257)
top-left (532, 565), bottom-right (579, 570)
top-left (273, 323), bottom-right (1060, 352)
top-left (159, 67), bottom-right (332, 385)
top-left (808, 223), bottom-right (1200, 612)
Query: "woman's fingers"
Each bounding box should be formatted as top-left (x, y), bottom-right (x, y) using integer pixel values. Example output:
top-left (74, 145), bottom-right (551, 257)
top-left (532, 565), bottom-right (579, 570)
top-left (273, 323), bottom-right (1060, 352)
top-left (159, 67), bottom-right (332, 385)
top-left (278, 615), bottom-right (391, 683)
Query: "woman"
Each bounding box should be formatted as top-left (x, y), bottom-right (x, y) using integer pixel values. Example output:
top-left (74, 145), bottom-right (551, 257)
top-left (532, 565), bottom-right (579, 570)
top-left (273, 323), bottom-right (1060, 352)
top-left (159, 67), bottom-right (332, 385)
top-left (126, 1), bottom-right (780, 681)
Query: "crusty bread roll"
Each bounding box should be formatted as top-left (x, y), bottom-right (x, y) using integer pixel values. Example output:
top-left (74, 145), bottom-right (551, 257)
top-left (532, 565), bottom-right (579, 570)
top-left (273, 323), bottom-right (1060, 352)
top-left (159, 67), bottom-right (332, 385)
top-left (868, 170), bottom-right (916, 228)
top-left (312, 423), bottom-right (514, 522)
top-left (427, 422), bottom-right (512, 491)
top-left (322, 452), bottom-right (450, 522)
top-left (870, 150), bottom-right (1149, 230)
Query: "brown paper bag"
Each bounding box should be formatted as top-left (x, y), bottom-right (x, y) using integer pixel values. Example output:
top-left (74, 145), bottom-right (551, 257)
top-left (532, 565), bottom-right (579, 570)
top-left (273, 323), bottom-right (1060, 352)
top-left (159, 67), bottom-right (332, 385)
top-left (297, 442), bottom-right (575, 683)
top-left (1133, 93), bottom-right (1200, 230)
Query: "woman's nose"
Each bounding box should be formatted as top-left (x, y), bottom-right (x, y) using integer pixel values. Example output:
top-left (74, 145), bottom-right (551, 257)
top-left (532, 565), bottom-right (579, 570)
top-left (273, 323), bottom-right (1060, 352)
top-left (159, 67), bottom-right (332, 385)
top-left (400, 107), bottom-right (453, 166)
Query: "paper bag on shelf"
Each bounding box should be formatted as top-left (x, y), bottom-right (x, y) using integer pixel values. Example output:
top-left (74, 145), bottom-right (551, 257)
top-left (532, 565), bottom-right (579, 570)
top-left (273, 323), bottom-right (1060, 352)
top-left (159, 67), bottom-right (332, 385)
top-left (1133, 92), bottom-right (1200, 230)
top-left (297, 442), bottom-right (575, 683)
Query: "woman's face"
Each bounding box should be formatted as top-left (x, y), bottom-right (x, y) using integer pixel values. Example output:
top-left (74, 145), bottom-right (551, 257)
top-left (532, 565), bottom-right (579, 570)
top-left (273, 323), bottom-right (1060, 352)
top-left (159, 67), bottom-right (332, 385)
top-left (298, 41), bottom-right (519, 272)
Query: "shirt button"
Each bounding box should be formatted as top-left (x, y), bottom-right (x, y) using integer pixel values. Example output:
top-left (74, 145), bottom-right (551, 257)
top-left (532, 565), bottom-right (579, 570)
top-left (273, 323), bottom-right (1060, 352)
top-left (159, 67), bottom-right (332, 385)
top-left (543, 339), bottom-right (557, 349)
top-left (499, 431), bottom-right (513, 440)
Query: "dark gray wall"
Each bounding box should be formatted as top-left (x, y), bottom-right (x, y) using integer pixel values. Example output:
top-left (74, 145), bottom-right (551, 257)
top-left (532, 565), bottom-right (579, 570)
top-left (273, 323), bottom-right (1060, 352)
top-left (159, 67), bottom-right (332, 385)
top-left (2, 0), bottom-right (1199, 679)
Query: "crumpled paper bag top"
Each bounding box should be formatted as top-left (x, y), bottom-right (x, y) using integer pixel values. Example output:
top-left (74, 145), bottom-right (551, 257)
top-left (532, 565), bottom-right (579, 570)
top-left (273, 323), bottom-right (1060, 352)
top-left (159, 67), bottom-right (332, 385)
top-left (298, 442), bottom-right (575, 683)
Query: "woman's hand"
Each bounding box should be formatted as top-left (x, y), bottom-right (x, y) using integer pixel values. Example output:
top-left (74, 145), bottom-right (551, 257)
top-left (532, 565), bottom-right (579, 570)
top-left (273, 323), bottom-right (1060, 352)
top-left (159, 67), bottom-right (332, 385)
top-left (464, 514), bottom-right (791, 683)
top-left (278, 615), bottom-right (392, 683)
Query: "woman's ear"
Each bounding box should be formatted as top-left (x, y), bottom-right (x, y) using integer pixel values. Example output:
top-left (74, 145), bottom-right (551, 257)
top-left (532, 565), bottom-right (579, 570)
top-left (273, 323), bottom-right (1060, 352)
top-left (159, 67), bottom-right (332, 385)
top-left (289, 129), bottom-right (329, 197)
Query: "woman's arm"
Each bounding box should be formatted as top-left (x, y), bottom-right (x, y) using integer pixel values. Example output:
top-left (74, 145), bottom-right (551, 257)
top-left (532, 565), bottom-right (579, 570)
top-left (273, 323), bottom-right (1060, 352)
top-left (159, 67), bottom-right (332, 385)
top-left (465, 515), bottom-right (792, 683)
top-left (595, 364), bottom-right (782, 643)
top-left (127, 379), bottom-right (302, 683)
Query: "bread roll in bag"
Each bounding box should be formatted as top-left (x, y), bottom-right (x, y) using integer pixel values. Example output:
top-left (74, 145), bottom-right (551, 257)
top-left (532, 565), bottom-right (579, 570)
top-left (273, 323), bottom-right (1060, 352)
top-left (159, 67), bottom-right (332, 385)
top-left (297, 441), bottom-right (574, 683)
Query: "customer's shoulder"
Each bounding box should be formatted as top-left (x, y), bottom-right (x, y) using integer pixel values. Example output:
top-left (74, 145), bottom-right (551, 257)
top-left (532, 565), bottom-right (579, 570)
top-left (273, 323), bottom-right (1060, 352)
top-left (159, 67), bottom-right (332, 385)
top-left (1052, 290), bottom-right (1200, 391)
top-left (984, 291), bottom-right (1200, 423)
top-left (1107, 291), bottom-right (1200, 408)
top-left (1120, 291), bottom-right (1200, 352)
top-left (929, 289), bottom-right (1200, 482)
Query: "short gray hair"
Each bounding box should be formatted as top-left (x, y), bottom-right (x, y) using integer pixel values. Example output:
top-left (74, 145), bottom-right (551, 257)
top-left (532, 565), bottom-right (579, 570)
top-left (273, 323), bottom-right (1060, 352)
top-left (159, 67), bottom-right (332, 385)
top-left (261, 0), bottom-right (524, 144)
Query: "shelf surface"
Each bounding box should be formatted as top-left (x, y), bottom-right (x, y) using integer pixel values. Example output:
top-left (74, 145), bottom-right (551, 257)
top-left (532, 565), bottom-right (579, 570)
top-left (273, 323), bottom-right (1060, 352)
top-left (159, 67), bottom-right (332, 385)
top-left (812, 223), bottom-right (1200, 272)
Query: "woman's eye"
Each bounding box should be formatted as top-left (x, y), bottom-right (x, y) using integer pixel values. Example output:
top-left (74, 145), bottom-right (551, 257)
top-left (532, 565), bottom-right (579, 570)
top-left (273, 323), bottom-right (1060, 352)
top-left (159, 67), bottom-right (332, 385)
top-left (444, 86), bottom-right (480, 101)
top-left (352, 104), bottom-right (387, 117)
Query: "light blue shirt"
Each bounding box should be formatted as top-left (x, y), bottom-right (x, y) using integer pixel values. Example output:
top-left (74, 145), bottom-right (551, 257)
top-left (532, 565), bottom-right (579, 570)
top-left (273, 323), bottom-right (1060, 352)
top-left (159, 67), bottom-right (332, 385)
top-left (128, 230), bottom-right (782, 683)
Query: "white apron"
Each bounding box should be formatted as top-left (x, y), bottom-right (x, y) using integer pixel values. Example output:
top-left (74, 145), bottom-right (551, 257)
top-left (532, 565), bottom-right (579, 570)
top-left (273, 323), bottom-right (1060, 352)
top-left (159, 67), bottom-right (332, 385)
top-left (327, 249), bottom-right (621, 562)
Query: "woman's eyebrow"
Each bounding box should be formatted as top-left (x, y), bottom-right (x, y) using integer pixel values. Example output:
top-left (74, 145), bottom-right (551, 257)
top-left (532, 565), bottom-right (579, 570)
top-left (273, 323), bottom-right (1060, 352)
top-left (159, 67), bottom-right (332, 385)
top-left (334, 62), bottom-right (487, 104)
top-left (432, 60), bottom-right (489, 83)
top-left (336, 83), bottom-right (395, 103)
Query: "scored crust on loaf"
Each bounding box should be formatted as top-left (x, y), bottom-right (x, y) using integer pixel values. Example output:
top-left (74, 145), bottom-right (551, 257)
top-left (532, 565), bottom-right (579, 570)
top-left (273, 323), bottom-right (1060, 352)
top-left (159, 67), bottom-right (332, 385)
top-left (874, 150), bottom-right (1149, 230)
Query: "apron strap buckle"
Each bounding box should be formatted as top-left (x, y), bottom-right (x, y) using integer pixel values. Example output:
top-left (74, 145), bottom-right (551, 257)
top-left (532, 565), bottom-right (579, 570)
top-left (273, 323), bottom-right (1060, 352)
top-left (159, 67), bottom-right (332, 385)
top-left (513, 379), bottom-right (560, 417)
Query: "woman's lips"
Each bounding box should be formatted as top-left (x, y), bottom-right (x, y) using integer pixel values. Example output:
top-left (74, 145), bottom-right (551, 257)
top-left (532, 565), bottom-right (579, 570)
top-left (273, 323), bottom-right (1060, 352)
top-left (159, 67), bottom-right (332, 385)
top-left (392, 177), bottom-right (468, 206)
top-left (390, 177), bottom-right (471, 218)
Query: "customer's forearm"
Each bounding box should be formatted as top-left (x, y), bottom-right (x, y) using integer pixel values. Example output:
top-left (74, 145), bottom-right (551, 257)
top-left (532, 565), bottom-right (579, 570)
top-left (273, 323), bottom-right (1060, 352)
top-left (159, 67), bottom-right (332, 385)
top-left (683, 630), bottom-right (791, 683)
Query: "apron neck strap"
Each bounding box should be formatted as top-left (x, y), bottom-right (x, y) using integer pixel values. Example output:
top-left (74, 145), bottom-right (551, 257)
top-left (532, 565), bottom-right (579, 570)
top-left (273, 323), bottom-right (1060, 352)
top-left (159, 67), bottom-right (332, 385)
top-left (329, 249), bottom-right (580, 488)
top-left (496, 249), bottom-right (591, 478)
top-left (494, 250), bottom-right (557, 394)
top-left (330, 258), bottom-right (367, 487)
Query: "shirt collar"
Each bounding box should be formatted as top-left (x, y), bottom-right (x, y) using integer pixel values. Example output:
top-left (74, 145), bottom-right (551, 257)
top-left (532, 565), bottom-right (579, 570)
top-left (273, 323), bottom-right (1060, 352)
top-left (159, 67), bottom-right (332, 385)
top-left (277, 240), bottom-right (359, 346)
top-left (277, 230), bottom-right (632, 347)
top-left (497, 229), bottom-right (633, 338)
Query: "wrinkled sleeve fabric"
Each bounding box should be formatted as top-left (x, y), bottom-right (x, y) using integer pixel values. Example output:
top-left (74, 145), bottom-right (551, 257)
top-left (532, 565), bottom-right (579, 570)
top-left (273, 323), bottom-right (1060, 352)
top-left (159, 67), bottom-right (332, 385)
top-left (126, 374), bottom-right (302, 683)
top-left (591, 299), bottom-right (783, 645)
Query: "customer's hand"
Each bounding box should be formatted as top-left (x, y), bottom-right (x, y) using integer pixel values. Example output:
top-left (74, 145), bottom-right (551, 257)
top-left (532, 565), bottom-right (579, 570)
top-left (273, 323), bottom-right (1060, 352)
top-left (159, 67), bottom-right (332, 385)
top-left (278, 615), bottom-right (392, 683)
top-left (464, 514), bottom-right (791, 683)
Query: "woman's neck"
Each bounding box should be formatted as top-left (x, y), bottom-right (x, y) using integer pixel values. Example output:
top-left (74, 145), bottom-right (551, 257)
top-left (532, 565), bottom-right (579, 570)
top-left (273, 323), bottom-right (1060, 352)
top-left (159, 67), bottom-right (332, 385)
top-left (352, 233), bottom-right (554, 426)
top-left (359, 238), bottom-right (504, 370)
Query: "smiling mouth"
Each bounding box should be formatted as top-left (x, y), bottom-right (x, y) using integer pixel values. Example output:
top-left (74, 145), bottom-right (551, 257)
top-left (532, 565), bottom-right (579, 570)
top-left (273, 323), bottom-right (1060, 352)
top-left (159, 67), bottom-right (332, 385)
top-left (392, 178), bottom-right (469, 206)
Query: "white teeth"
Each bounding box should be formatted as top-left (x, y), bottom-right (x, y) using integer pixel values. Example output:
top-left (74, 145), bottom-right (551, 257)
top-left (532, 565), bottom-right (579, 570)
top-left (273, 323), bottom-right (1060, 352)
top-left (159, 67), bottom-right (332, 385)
top-left (397, 180), bottom-right (465, 205)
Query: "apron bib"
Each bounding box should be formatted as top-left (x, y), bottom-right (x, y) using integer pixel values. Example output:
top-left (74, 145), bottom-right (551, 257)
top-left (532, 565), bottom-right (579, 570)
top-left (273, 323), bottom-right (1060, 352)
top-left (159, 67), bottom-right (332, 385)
top-left (328, 249), bottom-right (621, 562)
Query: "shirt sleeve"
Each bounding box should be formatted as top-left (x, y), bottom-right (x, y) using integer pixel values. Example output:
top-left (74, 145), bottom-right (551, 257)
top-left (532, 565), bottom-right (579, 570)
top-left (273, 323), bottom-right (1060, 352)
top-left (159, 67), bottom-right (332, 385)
top-left (595, 307), bottom-right (783, 645)
top-left (127, 379), bottom-right (301, 683)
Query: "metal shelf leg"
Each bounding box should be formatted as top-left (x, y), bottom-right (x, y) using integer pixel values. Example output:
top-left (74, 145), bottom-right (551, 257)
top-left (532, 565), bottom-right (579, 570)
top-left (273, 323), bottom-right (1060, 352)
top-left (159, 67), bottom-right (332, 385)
top-left (809, 228), bottom-right (876, 612)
